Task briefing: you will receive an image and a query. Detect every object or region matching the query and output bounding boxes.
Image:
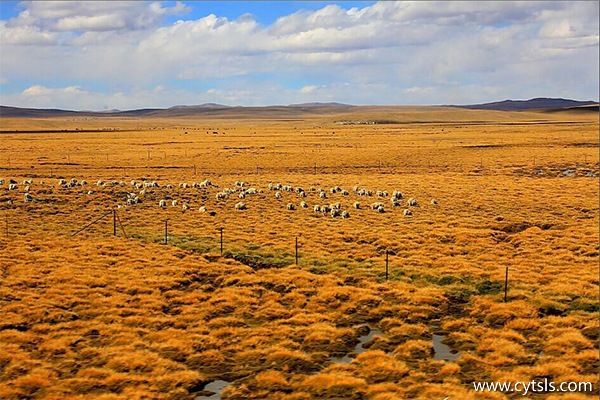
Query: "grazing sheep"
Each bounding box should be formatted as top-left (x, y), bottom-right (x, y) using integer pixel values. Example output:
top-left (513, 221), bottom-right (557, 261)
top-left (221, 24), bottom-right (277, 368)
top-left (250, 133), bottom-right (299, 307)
top-left (246, 188), bottom-right (258, 195)
top-left (70, 178), bottom-right (78, 186)
top-left (22, 179), bottom-right (32, 185)
top-left (330, 208), bottom-right (340, 217)
top-left (235, 202), bottom-right (247, 210)
top-left (275, 191), bottom-right (283, 199)
top-left (298, 191), bottom-right (307, 197)
top-left (313, 205), bottom-right (321, 213)
top-left (23, 193), bottom-right (33, 202)
top-left (371, 202), bottom-right (384, 210)
top-left (9, 179), bottom-right (17, 185)
top-left (80, 180), bottom-right (88, 186)
top-left (171, 200), bottom-right (178, 207)
top-left (87, 190), bottom-right (94, 195)
top-left (159, 200), bottom-right (167, 208)
top-left (199, 206), bottom-right (207, 212)
top-left (96, 180), bottom-right (105, 186)
top-left (309, 186), bottom-right (317, 192)
top-left (24, 185), bottom-right (30, 192)
top-left (407, 198), bottom-right (418, 207)
top-left (58, 179), bottom-right (67, 186)
top-left (329, 187), bottom-right (336, 194)
top-left (300, 201), bottom-right (308, 209)
top-left (239, 193), bottom-right (246, 199)
top-left (287, 203), bottom-right (296, 210)
top-left (377, 205), bottom-right (385, 213)
top-left (391, 199), bottom-right (401, 207)
top-left (403, 209), bottom-right (413, 216)
top-left (430, 199), bottom-right (439, 205)
top-left (353, 201), bottom-right (361, 209)
top-left (353, 185), bottom-right (359, 193)
top-left (0, 179), bottom-right (4, 185)
top-left (321, 205), bottom-right (331, 214)
top-left (182, 203), bottom-right (190, 212)
top-left (341, 190), bottom-right (349, 196)
top-left (330, 202), bottom-right (341, 210)
top-left (216, 192), bottom-right (227, 200)
top-left (341, 210), bottom-right (350, 218)
top-left (319, 191), bottom-right (327, 199)
top-left (166, 184), bottom-right (173, 189)
top-left (8, 184), bottom-right (17, 190)
top-left (127, 197), bottom-right (139, 206)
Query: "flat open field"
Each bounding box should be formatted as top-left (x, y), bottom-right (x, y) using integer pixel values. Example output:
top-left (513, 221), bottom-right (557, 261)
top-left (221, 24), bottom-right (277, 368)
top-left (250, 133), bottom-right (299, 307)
top-left (0, 106), bottom-right (598, 399)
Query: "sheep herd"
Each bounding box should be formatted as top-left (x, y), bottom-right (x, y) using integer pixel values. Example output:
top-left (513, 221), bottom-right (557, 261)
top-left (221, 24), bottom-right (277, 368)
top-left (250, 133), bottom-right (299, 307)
top-left (1, 177), bottom-right (438, 219)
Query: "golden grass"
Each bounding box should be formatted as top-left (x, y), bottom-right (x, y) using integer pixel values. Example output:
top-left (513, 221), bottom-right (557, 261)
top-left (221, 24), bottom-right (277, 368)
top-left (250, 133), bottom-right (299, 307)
top-left (0, 107), bottom-right (598, 398)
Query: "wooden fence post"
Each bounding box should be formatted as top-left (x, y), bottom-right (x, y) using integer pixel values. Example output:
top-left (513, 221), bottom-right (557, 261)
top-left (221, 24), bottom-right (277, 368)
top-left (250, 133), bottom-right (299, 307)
top-left (504, 266), bottom-right (509, 303)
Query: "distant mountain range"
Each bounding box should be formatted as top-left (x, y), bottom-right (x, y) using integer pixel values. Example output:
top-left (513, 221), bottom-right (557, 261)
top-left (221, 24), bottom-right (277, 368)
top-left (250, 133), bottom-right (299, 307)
top-left (1, 98), bottom-right (597, 118)
top-left (455, 97), bottom-right (598, 111)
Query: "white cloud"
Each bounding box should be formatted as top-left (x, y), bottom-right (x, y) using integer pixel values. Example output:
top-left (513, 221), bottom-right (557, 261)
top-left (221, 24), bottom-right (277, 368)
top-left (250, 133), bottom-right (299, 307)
top-left (7, 1), bottom-right (190, 31)
top-left (0, 1), bottom-right (598, 109)
top-left (300, 85), bottom-right (318, 94)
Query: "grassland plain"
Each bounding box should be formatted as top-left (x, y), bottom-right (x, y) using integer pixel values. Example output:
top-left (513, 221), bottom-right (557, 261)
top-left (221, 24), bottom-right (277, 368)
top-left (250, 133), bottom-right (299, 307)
top-left (0, 106), bottom-right (598, 399)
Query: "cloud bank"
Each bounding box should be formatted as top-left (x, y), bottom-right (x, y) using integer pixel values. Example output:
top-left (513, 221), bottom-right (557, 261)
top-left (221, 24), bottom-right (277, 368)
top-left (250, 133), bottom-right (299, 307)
top-left (1, 1), bottom-right (598, 109)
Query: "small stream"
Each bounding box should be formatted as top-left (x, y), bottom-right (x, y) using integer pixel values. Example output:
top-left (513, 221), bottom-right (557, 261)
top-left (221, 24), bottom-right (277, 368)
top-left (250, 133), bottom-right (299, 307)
top-left (196, 323), bottom-right (460, 398)
top-left (331, 324), bottom-right (383, 364)
top-left (432, 333), bottom-right (460, 361)
top-left (196, 380), bottom-right (231, 400)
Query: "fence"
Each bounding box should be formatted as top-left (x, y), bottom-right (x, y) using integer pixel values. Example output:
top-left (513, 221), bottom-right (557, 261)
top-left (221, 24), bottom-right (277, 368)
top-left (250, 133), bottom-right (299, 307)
top-left (62, 209), bottom-right (511, 301)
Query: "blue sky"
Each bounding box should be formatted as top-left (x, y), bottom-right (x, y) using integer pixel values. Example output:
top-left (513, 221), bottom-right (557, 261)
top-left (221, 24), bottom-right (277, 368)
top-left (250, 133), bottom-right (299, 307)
top-left (0, 1), bottom-right (598, 110)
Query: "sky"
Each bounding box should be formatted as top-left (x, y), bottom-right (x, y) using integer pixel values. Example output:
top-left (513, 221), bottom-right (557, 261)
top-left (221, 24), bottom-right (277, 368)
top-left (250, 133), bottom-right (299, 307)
top-left (0, 1), bottom-right (598, 110)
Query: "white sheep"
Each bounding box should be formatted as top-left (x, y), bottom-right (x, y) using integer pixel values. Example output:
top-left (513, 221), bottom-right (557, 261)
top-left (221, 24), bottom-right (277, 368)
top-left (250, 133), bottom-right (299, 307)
top-left (300, 201), bottom-right (308, 209)
top-left (391, 199), bottom-right (401, 208)
top-left (341, 190), bottom-right (349, 196)
top-left (159, 200), bottom-right (167, 208)
top-left (371, 202), bottom-right (384, 210)
top-left (313, 205), bottom-right (321, 213)
top-left (287, 203), bottom-right (296, 210)
top-left (23, 193), bottom-right (33, 202)
top-left (171, 200), bottom-right (178, 207)
top-left (377, 205), bottom-right (385, 213)
top-left (341, 210), bottom-right (350, 218)
top-left (96, 180), bottom-right (105, 186)
top-left (353, 201), bottom-right (361, 209)
top-left (199, 206), bottom-right (207, 212)
top-left (235, 202), bottom-right (247, 210)
top-left (22, 179), bottom-right (32, 185)
top-left (182, 203), bottom-right (190, 212)
top-left (8, 184), bottom-right (17, 190)
top-left (330, 208), bottom-right (340, 217)
top-left (407, 198), bottom-right (418, 207)
top-left (239, 192), bottom-right (246, 199)
top-left (403, 208), bottom-right (413, 216)
top-left (24, 185), bottom-right (30, 192)
top-left (319, 191), bottom-right (327, 199)
top-left (275, 191), bottom-right (283, 199)
top-left (430, 199), bottom-right (439, 205)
